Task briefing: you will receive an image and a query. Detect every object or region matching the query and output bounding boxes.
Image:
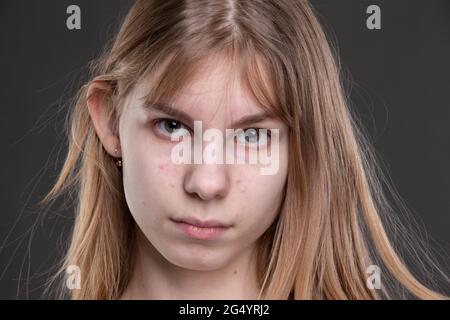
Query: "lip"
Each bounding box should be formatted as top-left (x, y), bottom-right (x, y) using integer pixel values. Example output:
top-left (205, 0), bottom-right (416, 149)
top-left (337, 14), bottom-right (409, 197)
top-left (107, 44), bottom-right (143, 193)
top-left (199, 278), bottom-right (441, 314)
top-left (171, 216), bottom-right (231, 228)
top-left (170, 217), bottom-right (231, 240)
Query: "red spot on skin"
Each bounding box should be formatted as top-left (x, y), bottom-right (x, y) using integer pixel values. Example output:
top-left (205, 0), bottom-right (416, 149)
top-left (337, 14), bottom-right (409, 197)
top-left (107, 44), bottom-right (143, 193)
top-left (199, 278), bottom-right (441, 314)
top-left (159, 164), bottom-right (165, 170)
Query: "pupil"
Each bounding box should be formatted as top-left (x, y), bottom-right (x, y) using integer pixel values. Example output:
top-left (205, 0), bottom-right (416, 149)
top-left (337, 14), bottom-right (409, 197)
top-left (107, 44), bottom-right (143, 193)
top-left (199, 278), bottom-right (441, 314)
top-left (166, 120), bottom-right (180, 132)
top-left (245, 129), bottom-right (258, 142)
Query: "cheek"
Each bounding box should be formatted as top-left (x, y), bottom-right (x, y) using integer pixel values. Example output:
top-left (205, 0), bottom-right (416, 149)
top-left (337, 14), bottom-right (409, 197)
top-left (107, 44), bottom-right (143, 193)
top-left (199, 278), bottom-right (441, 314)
top-left (125, 156), bottom-right (178, 199)
top-left (121, 129), bottom-right (180, 218)
top-left (232, 162), bottom-right (287, 229)
top-left (237, 138), bottom-right (288, 207)
top-left (233, 139), bottom-right (288, 230)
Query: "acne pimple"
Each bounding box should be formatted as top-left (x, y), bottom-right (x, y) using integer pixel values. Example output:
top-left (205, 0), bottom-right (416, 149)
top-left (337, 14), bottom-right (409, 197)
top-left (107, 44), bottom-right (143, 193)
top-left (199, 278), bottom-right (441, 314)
top-left (159, 164), bottom-right (165, 170)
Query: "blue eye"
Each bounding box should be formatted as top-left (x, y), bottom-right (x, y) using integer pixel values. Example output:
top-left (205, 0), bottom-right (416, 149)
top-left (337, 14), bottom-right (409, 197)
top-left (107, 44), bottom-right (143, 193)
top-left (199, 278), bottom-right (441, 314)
top-left (155, 119), bottom-right (190, 139)
top-left (236, 128), bottom-right (271, 147)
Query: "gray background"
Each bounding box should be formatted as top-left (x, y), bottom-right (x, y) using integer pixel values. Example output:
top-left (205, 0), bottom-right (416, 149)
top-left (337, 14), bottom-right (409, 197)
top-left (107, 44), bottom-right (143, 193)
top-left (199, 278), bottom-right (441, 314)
top-left (0, 0), bottom-right (449, 299)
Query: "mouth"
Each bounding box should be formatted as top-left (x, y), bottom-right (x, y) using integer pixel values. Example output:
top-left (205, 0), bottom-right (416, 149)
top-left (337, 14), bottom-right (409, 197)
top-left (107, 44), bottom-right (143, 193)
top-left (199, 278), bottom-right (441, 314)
top-left (170, 217), bottom-right (231, 240)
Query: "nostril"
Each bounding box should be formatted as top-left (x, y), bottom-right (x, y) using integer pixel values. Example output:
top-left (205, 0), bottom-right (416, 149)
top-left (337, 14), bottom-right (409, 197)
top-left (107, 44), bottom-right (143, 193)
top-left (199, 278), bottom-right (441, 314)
top-left (185, 183), bottom-right (227, 201)
top-left (183, 165), bottom-right (230, 201)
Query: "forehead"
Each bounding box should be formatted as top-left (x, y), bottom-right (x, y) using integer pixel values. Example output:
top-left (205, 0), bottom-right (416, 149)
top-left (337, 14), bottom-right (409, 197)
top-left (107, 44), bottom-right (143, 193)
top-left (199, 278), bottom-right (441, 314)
top-left (134, 54), bottom-right (274, 124)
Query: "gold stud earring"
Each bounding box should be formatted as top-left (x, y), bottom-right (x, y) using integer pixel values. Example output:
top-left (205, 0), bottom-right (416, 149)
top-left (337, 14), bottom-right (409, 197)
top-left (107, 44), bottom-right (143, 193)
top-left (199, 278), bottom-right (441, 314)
top-left (114, 148), bottom-right (122, 167)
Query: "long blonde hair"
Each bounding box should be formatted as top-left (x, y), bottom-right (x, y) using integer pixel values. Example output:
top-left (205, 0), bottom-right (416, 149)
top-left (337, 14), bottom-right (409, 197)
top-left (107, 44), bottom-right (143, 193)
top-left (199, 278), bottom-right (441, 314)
top-left (42, 0), bottom-right (448, 299)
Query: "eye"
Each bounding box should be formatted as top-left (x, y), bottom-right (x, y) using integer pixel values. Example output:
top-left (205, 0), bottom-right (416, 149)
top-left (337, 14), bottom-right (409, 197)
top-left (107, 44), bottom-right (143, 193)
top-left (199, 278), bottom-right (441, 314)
top-left (154, 118), bottom-right (190, 139)
top-left (235, 128), bottom-right (271, 147)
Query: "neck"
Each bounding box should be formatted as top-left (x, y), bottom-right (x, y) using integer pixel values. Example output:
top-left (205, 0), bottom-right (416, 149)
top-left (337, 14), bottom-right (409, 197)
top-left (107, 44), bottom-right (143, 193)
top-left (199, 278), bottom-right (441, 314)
top-left (120, 227), bottom-right (261, 300)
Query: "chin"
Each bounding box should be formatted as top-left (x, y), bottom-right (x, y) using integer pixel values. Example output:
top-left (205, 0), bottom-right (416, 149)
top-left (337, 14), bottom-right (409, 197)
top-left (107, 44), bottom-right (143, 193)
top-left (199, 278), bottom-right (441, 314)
top-left (166, 250), bottom-right (229, 271)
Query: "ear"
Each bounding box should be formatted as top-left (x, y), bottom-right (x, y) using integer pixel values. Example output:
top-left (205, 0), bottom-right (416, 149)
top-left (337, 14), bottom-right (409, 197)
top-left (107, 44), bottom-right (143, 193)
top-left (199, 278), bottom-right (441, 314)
top-left (86, 80), bottom-right (121, 157)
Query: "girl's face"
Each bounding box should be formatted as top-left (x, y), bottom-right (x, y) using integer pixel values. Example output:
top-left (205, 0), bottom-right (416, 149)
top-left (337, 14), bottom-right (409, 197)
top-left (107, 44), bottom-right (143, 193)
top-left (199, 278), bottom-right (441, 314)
top-left (118, 57), bottom-right (288, 271)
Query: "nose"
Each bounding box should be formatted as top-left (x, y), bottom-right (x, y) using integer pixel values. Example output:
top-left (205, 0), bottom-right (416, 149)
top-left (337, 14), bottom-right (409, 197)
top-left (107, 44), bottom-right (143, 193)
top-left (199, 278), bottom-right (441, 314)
top-left (183, 163), bottom-right (230, 201)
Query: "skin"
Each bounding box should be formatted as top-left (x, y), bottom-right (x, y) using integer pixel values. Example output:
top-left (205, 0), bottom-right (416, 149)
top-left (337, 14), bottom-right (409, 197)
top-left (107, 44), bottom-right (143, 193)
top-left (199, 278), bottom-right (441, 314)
top-left (87, 56), bottom-right (289, 299)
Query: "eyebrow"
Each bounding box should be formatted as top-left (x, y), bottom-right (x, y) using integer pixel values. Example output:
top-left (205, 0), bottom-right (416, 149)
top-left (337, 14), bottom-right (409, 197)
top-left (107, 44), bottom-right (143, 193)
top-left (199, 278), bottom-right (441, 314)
top-left (146, 102), bottom-right (275, 128)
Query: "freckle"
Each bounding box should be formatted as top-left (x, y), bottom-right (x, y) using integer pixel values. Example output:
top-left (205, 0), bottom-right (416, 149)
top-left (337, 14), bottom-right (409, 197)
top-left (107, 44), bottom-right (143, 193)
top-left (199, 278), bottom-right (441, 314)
top-left (236, 179), bottom-right (241, 184)
top-left (170, 183), bottom-right (174, 188)
top-left (233, 270), bottom-right (238, 275)
top-left (142, 201), bottom-right (146, 207)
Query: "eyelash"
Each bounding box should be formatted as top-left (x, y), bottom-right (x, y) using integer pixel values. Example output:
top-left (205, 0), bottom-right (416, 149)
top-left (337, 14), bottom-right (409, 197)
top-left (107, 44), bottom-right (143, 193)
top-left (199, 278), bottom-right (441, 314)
top-left (152, 118), bottom-right (272, 145)
top-left (152, 118), bottom-right (192, 138)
